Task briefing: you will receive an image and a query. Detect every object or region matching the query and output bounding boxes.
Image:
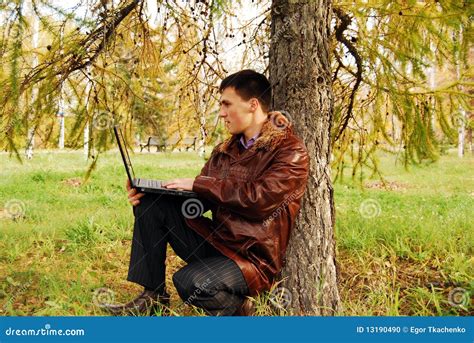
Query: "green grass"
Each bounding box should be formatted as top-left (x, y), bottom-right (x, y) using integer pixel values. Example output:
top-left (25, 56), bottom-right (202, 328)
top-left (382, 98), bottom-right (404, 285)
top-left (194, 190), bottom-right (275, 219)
top-left (334, 151), bottom-right (473, 315)
top-left (0, 148), bottom-right (472, 316)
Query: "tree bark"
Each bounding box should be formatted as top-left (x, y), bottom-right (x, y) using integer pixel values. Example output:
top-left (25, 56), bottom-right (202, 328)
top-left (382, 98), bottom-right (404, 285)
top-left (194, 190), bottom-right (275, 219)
top-left (269, 0), bottom-right (340, 315)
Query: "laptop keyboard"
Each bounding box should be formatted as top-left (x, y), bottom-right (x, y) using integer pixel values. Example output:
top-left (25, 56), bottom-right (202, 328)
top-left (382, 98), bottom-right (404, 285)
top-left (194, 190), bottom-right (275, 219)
top-left (137, 179), bottom-right (162, 189)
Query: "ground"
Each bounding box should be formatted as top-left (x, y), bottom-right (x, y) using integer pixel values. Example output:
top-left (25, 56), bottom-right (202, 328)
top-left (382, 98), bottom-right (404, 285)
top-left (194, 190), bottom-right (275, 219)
top-left (0, 148), bottom-right (472, 315)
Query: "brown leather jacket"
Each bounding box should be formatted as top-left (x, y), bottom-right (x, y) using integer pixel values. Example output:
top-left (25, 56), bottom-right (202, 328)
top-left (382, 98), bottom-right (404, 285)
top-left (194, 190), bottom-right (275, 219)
top-left (186, 117), bottom-right (309, 296)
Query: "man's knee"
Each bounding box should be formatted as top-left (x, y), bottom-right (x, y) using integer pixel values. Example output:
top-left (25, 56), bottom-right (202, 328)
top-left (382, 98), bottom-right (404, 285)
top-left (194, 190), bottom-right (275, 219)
top-left (172, 267), bottom-right (215, 305)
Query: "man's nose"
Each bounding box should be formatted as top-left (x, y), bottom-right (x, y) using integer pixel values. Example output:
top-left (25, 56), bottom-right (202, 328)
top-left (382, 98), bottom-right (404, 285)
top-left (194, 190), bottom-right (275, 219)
top-left (219, 108), bottom-right (226, 118)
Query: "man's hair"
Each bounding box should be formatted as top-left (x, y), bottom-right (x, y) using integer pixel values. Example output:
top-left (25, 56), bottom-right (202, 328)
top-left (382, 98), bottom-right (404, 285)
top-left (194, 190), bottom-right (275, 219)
top-left (219, 69), bottom-right (272, 112)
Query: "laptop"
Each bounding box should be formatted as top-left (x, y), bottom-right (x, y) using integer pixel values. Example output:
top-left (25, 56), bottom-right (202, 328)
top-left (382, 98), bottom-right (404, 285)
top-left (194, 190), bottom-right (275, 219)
top-left (113, 125), bottom-right (198, 198)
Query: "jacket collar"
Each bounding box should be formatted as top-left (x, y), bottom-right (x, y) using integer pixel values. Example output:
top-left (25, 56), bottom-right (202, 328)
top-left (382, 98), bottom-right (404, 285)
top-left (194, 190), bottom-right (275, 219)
top-left (217, 114), bottom-right (292, 154)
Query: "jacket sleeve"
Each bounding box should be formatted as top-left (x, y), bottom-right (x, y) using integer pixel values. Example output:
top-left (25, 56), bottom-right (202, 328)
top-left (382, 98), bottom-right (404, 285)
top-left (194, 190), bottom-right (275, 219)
top-left (194, 150), bottom-right (218, 213)
top-left (192, 141), bottom-right (309, 221)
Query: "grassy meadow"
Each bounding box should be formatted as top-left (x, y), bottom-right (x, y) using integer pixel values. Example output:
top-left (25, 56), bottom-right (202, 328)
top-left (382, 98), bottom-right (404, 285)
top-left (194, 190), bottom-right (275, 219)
top-left (0, 148), bottom-right (472, 316)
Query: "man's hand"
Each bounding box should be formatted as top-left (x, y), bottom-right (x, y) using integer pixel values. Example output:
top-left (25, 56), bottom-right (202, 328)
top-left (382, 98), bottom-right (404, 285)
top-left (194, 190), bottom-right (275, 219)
top-left (162, 178), bottom-right (194, 191)
top-left (126, 179), bottom-right (145, 206)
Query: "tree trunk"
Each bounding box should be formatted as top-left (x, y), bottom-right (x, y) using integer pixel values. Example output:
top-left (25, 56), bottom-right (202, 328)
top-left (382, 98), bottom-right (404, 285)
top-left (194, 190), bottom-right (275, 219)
top-left (58, 26), bottom-right (65, 150)
top-left (25, 1), bottom-right (39, 159)
top-left (269, 0), bottom-right (340, 315)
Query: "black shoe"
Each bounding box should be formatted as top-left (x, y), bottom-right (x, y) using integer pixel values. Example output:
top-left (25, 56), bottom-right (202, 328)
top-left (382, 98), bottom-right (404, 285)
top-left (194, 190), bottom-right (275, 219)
top-left (102, 289), bottom-right (170, 316)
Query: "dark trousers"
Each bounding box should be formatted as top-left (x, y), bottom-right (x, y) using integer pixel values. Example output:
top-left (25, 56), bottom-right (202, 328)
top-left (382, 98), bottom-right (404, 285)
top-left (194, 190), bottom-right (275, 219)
top-left (126, 193), bottom-right (249, 316)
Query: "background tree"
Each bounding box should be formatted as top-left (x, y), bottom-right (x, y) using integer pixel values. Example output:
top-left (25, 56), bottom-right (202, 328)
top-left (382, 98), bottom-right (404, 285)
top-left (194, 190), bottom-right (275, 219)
top-left (1, 1), bottom-right (471, 168)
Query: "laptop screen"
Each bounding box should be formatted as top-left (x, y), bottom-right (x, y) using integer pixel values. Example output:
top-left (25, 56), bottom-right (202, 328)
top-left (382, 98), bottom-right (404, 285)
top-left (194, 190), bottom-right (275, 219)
top-left (113, 126), bottom-right (136, 185)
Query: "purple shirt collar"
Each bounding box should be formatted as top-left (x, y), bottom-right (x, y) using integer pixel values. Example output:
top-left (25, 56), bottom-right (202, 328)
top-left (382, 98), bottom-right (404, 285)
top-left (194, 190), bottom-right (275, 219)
top-left (239, 133), bottom-right (260, 149)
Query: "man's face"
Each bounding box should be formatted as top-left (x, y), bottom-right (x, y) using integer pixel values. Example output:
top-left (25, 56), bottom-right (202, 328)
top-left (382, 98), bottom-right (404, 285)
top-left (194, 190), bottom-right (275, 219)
top-left (219, 87), bottom-right (255, 135)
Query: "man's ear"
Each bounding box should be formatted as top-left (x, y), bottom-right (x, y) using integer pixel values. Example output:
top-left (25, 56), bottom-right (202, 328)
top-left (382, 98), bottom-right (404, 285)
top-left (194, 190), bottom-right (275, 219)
top-left (249, 98), bottom-right (259, 112)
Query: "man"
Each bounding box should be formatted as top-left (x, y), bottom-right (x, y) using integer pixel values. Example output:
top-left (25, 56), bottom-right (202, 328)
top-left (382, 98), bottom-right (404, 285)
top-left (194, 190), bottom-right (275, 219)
top-left (104, 69), bottom-right (309, 316)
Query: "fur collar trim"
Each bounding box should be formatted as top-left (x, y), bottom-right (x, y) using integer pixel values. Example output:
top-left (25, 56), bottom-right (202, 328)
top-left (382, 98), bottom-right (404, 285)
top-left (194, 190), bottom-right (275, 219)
top-left (216, 112), bottom-right (292, 153)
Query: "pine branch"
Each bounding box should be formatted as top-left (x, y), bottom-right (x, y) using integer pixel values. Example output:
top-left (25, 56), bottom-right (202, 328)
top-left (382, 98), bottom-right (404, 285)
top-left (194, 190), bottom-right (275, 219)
top-left (333, 7), bottom-right (363, 142)
top-left (18, 0), bottom-right (141, 94)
